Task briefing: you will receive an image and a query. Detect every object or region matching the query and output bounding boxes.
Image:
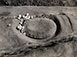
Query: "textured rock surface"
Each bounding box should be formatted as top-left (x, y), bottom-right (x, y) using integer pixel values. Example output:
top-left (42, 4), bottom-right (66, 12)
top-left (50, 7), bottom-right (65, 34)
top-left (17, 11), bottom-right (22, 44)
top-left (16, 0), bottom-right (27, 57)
top-left (24, 18), bottom-right (56, 39)
top-left (0, 7), bottom-right (77, 57)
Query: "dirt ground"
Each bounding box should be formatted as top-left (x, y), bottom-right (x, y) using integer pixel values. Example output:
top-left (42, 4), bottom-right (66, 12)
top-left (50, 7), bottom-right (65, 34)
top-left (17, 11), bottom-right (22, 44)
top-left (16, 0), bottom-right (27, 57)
top-left (0, 6), bottom-right (77, 57)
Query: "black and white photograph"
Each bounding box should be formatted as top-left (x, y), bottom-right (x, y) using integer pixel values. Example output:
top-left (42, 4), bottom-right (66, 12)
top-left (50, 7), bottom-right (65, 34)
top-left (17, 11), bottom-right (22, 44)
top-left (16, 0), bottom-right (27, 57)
top-left (0, 0), bottom-right (77, 57)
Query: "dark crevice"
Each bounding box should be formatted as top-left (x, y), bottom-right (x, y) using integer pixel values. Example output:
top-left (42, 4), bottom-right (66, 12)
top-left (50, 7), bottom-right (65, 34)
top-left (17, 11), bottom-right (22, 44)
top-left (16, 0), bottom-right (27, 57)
top-left (63, 14), bottom-right (73, 31)
top-left (49, 15), bottom-right (61, 36)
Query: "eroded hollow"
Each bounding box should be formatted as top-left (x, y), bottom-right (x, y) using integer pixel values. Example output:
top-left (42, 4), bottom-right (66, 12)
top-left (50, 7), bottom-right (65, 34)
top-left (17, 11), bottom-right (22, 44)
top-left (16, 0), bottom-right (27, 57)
top-left (48, 15), bottom-right (61, 36)
top-left (23, 18), bottom-right (57, 39)
top-left (52, 15), bottom-right (61, 36)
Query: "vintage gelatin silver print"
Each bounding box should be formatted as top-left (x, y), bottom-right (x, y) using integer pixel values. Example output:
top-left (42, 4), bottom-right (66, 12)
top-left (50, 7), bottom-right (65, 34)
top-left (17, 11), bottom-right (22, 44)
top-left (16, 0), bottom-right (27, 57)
top-left (0, 0), bottom-right (77, 57)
